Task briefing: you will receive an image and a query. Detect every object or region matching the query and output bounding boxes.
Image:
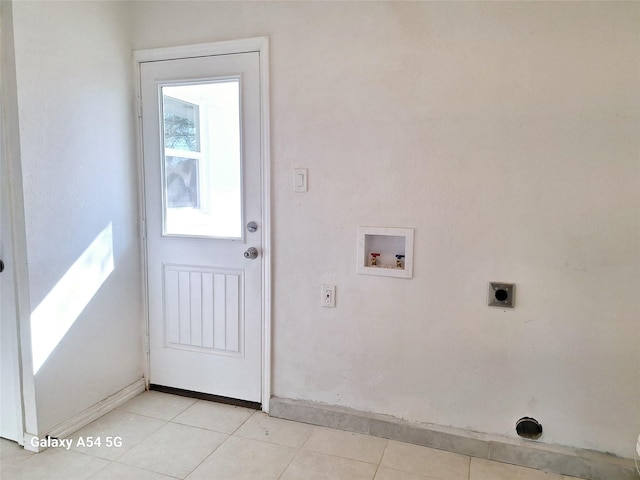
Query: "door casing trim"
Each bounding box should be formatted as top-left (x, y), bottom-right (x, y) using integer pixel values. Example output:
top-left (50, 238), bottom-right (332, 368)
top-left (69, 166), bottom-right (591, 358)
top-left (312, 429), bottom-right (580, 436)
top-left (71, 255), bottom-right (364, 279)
top-left (133, 37), bottom-right (272, 412)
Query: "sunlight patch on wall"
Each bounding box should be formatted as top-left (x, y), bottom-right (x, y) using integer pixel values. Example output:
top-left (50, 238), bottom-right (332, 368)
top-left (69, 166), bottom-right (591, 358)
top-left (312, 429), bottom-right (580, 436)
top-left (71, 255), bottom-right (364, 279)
top-left (30, 223), bottom-right (114, 374)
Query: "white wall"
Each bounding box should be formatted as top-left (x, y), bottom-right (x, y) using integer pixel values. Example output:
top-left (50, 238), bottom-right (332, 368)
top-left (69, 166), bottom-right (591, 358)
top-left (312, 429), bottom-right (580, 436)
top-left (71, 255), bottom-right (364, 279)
top-left (11, 0), bottom-right (143, 434)
top-left (132, 1), bottom-right (640, 458)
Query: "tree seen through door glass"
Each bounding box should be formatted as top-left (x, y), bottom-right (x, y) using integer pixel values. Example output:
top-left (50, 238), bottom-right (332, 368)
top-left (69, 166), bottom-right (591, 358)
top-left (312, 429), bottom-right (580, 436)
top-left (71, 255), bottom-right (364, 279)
top-left (162, 81), bottom-right (242, 238)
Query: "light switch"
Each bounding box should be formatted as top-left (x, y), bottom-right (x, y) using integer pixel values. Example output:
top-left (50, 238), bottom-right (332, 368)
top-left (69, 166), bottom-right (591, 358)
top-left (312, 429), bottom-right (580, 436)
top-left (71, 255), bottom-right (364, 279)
top-left (293, 168), bottom-right (308, 193)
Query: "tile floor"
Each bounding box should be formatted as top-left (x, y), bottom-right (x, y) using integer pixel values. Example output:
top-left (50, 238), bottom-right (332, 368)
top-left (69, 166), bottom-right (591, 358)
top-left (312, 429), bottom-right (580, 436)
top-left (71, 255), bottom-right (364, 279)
top-left (1, 391), bottom-right (588, 480)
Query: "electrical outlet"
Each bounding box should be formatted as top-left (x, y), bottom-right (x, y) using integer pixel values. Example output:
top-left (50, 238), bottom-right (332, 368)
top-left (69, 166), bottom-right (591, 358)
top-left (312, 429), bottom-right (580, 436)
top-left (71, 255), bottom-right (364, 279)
top-left (321, 284), bottom-right (336, 308)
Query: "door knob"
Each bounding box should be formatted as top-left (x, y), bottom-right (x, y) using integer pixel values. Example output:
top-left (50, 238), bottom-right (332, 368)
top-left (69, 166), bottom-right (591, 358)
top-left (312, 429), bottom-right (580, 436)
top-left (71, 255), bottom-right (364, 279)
top-left (243, 247), bottom-right (259, 260)
top-left (0, 260), bottom-right (3, 273)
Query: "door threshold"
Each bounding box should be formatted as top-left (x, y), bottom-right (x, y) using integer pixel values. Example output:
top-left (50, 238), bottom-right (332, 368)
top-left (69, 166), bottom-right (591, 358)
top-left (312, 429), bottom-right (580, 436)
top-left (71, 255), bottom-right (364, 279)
top-left (149, 384), bottom-right (261, 410)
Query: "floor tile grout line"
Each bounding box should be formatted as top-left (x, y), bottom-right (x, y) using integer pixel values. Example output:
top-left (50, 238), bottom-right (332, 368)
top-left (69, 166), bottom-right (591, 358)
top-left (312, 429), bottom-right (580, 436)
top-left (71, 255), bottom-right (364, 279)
top-left (228, 409), bottom-right (259, 435)
top-left (229, 413), bottom-right (315, 449)
top-left (116, 418), bottom-right (231, 478)
top-left (87, 461), bottom-right (108, 479)
top-left (38, 447), bottom-right (111, 480)
top-left (275, 447), bottom-right (300, 480)
top-left (371, 454), bottom-right (382, 479)
top-left (179, 411), bottom-right (286, 478)
top-left (292, 445), bottom-right (388, 467)
top-left (300, 423), bottom-right (389, 454)
top-left (110, 459), bottom-right (184, 479)
top-left (115, 391), bottom-right (198, 422)
top-left (114, 407), bottom-right (190, 423)
top-left (167, 401), bottom-right (256, 433)
top-left (227, 422), bottom-right (392, 466)
top-left (113, 408), bottom-right (157, 420)
top-left (166, 397), bottom-right (200, 422)
top-left (181, 430), bottom-right (303, 480)
top-left (180, 433), bottom-right (229, 480)
top-left (373, 439), bottom-right (391, 479)
top-left (69, 416), bottom-right (170, 463)
top-left (83, 457), bottom-right (111, 480)
top-left (87, 458), bottom-right (172, 480)
top-left (230, 431), bottom-right (311, 450)
top-left (299, 424), bottom-right (318, 450)
top-left (169, 417), bottom-right (240, 435)
top-left (219, 428), bottom-right (391, 468)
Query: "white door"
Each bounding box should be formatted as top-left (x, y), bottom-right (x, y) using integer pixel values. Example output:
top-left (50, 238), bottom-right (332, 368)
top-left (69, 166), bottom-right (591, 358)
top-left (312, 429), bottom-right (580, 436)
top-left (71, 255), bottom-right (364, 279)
top-left (140, 52), bottom-right (263, 402)
top-left (1, 140), bottom-right (22, 442)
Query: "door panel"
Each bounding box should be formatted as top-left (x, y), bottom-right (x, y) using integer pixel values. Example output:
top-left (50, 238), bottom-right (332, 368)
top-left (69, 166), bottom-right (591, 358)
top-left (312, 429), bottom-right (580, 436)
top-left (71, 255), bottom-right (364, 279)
top-left (140, 52), bottom-right (262, 402)
top-left (163, 265), bottom-right (243, 354)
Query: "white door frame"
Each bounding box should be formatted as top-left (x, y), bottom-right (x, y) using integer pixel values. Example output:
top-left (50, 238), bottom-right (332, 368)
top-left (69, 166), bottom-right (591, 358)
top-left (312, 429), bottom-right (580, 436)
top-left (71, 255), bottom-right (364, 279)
top-left (133, 37), bottom-right (271, 412)
top-left (1, 0), bottom-right (38, 445)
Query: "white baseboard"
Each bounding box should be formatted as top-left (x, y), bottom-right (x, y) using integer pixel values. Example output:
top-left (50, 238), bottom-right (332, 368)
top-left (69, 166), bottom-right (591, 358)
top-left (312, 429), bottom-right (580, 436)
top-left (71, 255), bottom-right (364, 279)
top-left (24, 378), bottom-right (145, 452)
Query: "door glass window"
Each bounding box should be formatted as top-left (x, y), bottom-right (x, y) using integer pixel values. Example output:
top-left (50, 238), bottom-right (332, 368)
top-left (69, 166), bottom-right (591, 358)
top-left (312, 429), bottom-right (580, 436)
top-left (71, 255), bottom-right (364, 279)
top-left (161, 81), bottom-right (242, 238)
